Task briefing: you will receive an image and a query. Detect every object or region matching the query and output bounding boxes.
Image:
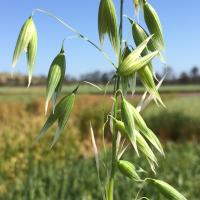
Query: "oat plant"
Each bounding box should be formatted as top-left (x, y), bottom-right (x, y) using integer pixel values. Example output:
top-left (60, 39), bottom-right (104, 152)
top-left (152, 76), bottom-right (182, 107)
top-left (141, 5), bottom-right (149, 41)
top-left (12, 0), bottom-right (187, 199)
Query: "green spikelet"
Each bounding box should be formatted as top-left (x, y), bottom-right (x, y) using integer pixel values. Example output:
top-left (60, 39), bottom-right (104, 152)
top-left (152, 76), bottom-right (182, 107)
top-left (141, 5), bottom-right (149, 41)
top-left (27, 24), bottom-right (37, 87)
top-left (132, 21), bottom-right (156, 57)
top-left (121, 97), bottom-right (139, 155)
top-left (121, 100), bottom-right (164, 155)
top-left (12, 17), bottom-right (38, 87)
top-left (45, 45), bottom-right (66, 114)
top-left (118, 36), bottom-right (158, 76)
top-left (98, 0), bottom-right (119, 55)
top-left (37, 91), bottom-right (76, 148)
top-left (118, 160), bottom-right (140, 181)
top-left (115, 119), bottom-right (158, 170)
top-left (147, 179), bottom-right (187, 200)
top-left (131, 21), bottom-right (164, 106)
top-left (143, 1), bottom-right (165, 51)
top-left (139, 66), bottom-right (164, 106)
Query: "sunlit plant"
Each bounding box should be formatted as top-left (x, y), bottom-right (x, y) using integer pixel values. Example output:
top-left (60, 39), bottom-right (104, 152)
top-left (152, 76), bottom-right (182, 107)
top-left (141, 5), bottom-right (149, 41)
top-left (12, 0), bottom-right (187, 199)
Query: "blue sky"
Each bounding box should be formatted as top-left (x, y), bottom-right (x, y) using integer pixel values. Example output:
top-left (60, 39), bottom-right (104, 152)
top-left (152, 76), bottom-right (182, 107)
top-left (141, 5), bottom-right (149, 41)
top-left (0, 0), bottom-right (200, 78)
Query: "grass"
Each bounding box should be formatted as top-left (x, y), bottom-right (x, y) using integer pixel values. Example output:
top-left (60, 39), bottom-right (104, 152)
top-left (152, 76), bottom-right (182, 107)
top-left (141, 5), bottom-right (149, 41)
top-left (144, 95), bottom-right (200, 118)
top-left (0, 84), bottom-right (200, 98)
top-left (0, 142), bottom-right (199, 200)
top-left (0, 89), bottom-right (199, 199)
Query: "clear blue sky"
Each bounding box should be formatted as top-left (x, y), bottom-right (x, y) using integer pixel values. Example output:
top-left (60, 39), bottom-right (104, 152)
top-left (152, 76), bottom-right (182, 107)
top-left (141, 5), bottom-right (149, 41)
top-left (0, 0), bottom-right (200, 78)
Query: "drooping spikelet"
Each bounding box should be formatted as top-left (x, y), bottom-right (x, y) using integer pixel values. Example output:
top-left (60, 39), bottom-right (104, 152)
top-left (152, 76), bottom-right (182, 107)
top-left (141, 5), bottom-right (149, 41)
top-left (118, 160), bottom-right (140, 181)
top-left (132, 21), bottom-right (156, 56)
top-left (147, 179), bottom-right (187, 200)
top-left (45, 45), bottom-right (66, 114)
top-left (121, 96), bottom-right (138, 155)
top-left (143, 1), bottom-right (165, 51)
top-left (37, 89), bottom-right (76, 148)
top-left (114, 119), bottom-right (158, 172)
top-left (26, 24), bottom-right (37, 87)
top-left (98, 0), bottom-right (119, 55)
top-left (12, 16), bottom-right (38, 87)
top-left (132, 21), bottom-right (164, 106)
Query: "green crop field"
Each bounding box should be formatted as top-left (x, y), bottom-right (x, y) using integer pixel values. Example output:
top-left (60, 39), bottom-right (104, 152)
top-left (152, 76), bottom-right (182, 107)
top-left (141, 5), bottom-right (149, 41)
top-left (0, 84), bottom-right (200, 98)
top-left (0, 143), bottom-right (199, 200)
top-left (0, 87), bottom-right (199, 199)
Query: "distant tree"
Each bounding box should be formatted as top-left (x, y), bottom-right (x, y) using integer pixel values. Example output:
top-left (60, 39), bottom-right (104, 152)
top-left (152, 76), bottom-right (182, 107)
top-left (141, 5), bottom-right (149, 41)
top-left (190, 66), bottom-right (200, 83)
top-left (80, 70), bottom-right (102, 83)
top-left (179, 72), bottom-right (189, 84)
top-left (101, 73), bottom-right (109, 84)
top-left (65, 75), bottom-right (77, 83)
top-left (92, 71), bottom-right (101, 83)
top-left (190, 66), bottom-right (199, 79)
top-left (165, 66), bottom-right (176, 81)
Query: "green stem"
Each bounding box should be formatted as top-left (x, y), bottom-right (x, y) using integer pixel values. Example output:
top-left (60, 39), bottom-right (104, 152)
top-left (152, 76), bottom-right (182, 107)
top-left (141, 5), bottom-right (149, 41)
top-left (107, 1), bottom-right (124, 198)
top-left (107, 76), bottom-right (120, 200)
top-left (32, 9), bottom-right (116, 69)
top-left (119, 0), bottom-right (124, 61)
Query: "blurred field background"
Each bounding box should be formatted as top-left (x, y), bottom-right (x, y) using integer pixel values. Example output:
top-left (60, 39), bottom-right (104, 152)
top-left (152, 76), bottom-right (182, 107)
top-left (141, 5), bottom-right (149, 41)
top-left (1, 0), bottom-right (200, 198)
top-left (0, 85), bottom-right (200, 200)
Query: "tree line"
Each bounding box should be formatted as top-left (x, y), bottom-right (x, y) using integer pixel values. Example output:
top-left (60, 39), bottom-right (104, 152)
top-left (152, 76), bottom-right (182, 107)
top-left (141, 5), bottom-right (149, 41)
top-left (0, 66), bottom-right (199, 86)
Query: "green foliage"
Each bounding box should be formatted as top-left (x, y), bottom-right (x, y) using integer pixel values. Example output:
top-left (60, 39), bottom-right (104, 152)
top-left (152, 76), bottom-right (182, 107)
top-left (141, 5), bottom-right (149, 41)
top-left (77, 95), bottom-right (200, 142)
top-left (146, 111), bottom-right (200, 142)
top-left (0, 143), bottom-right (198, 200)
top-left (1, 85), bottom-right (200, 99)
top-left (0, 95), bottom-right (198, 199)
top-left (78, 104), bottom-right (108, 139)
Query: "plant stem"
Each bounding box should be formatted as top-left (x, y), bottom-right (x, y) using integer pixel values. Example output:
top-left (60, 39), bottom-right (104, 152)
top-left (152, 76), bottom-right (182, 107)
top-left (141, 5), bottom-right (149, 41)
top-left (32, 9), bottom-right (116, 69)
top-left (107, 76), bottom-right (120, 200)
top-left (107, 1), bottom-right (124, 198)
top-left (119, 0), bottom-right (124, 59)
